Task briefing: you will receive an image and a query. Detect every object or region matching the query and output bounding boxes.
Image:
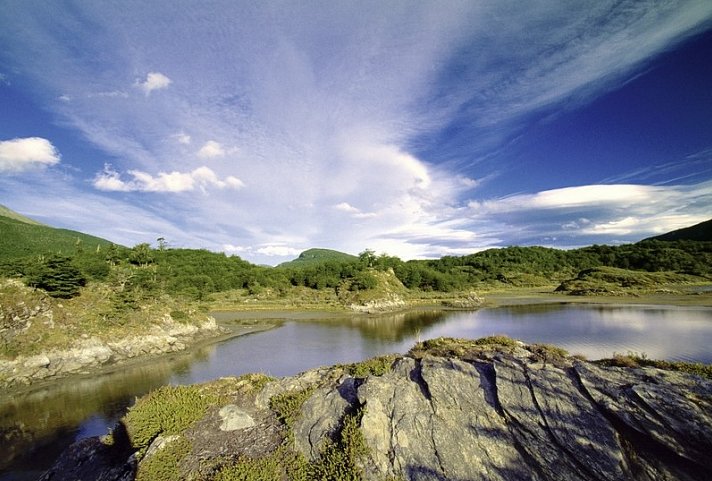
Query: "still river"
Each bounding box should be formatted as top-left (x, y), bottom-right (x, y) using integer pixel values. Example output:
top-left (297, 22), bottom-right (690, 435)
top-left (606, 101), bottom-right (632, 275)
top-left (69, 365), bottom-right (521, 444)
top-left (2, 302), bottom-right (712, 480)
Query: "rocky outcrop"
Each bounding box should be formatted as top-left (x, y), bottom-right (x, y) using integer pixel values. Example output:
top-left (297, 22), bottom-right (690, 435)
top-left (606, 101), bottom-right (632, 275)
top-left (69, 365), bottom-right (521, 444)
top-left (0, 317), bottom-right (224, 388)
top-left (41, 339), bottom-right (712, 481)
top-left (349, 293), bottom-right (407, 313)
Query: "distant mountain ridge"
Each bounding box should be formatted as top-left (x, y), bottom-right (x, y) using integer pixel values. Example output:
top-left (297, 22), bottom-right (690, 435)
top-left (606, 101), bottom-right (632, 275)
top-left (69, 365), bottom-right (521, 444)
top-left (0, 205), bottom-right (116, 260)
top-left (278, 248), bottom-right (358, 267)
top-left (645, 218), bottom-right (712, 242)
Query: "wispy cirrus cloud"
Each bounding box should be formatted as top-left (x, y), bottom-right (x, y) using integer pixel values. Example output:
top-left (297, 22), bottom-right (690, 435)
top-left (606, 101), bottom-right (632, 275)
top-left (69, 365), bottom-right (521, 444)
top-left (0, 2), bottom-right (711, 263)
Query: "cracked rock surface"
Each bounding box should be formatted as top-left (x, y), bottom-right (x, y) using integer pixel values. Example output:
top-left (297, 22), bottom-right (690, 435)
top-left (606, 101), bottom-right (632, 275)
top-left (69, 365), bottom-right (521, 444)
top-left (41, 340), bottom-right (712, 481)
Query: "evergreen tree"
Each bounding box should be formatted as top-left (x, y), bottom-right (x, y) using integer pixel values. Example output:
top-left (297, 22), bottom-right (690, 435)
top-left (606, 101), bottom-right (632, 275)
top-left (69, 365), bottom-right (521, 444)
top-left (26, 255), bottom-right (87, 298)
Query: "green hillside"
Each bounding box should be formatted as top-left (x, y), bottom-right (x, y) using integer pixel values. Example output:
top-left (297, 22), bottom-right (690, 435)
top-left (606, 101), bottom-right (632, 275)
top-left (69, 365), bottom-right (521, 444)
top-left (278, 248), bottom-right (358, 267)
top-left (0, 204), bottom-right (44, 226)
top-left (0, 212), bottom-right (115, 261)
top-left (645, 218), bottom-right (712, 242)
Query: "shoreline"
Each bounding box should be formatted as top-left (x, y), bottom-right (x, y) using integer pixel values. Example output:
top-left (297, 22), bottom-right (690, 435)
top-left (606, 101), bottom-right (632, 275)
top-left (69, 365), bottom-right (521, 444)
top-left (0, 319), bottom-right (277, 396)
top-left (481, 286), bottom-right (712, 308)
top-left (3, 286), bottom-right (710, 394)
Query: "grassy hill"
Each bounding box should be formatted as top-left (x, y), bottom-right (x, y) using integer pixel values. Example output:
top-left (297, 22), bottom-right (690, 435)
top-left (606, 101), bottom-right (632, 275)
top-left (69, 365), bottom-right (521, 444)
top-left (645, 218), bottom-right (712, 242)
top-left (0, 209), bottom-right (115, 261)
top-left (277, 248), bottom-right (358, 267)
top-left (0, 204), bottom-right (44, 226)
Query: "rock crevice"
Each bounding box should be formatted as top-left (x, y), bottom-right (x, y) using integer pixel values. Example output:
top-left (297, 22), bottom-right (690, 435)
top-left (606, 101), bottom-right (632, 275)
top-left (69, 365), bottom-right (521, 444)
top-left (40, 340), bottom-right (712, 481)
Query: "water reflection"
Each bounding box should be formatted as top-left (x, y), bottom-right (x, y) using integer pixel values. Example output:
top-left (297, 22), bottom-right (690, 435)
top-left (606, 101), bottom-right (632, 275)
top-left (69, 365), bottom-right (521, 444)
top-left (419, 304), bottom-right (712, 362)
top-left (2, 303), bottom-right (712, 480)
top-left (0, 343), bottom-right (217, 475)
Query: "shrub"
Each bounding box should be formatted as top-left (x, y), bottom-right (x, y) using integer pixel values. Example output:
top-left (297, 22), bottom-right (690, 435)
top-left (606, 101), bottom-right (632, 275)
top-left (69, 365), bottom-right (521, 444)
top-left (346, 354), bottom-right (397, 378)
top-left (597, 354), bottom-right (712, 379)
top-left (269, 386), bottom-right (316, 431)
top-left (25, 255), bottom-right (86, 298)
top-left (214, 455), bottom-right (283, 481)
top-left (135, 435), bottom-right (191, 481)
top-left (123, 385), bottom-right (221, 454)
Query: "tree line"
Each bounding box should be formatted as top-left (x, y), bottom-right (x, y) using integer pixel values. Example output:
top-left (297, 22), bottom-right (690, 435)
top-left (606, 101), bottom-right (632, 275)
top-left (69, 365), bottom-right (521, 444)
top-left (1, 239), bottom-right (711, 301)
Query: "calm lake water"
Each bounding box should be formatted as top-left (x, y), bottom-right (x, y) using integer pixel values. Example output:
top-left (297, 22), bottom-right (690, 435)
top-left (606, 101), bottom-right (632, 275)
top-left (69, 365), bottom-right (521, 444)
top-left (2, 303), bottom-right (712, 480)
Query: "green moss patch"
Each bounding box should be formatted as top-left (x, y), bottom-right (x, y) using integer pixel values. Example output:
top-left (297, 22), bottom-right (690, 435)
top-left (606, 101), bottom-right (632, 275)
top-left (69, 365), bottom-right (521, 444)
top-left (136, 435), bottom-right (192, 481)
top-left (409, 335), bottom-right (519, 359)
top-left (555, 266), bottom-right (699, 296)
top-left (345, 354), bottom-right (397, 378)
top-left (269, 386), bottom-right (317, 432)
top-left (124, 384), bottom-right (223, 454)
top-left (596, 354), bottom-right (712, 380)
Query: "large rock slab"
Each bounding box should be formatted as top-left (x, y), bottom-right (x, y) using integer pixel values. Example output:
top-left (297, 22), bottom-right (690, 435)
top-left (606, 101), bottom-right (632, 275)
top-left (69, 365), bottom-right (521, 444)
top-left (39, 341), bottom-right (712, 481)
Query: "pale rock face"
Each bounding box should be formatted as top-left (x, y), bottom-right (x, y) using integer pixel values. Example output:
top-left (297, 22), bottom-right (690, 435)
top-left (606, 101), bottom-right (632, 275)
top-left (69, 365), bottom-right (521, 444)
top-left (40, 342), bottom-right (712, 481)
top-left (218, 405), bottom-right (256, 431)
top-left (0, 317), bottom-right (223, 387)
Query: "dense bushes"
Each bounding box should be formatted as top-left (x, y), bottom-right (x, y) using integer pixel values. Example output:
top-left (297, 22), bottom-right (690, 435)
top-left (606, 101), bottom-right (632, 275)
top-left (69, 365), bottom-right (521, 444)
top-left (2, 238), bottom-right (710, 300)
top-left (24, 255), bottom-right (87, 298)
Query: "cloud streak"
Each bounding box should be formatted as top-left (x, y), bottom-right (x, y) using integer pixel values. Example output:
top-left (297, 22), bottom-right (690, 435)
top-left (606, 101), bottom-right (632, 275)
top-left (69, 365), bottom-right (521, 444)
top-left (0, 2), bottom-right (711, 263)
top-left (93, 164), bottom-right (244, 193)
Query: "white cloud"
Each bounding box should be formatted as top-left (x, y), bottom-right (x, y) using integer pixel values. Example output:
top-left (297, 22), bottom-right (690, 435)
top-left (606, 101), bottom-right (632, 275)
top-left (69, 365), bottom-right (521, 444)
top-left (93, 164), bottom-right (244, 193)
top-left (0, 137), bottom-right (61, 172)
top-left (174, 133), bottom-right (191, 145)
top-left (457, 176), bottom-right (480, 189)
top-left (469, 184), bottom-right (674, 214)
top-left (334, 202), bottom-right (359, 214)
top-left (135, 72), bottom-right (171, 95)
top-left (334, 202), bottom-right (377, 219)
top-left (255, 245), bottom-right (301, 257)
top-left (2, 3), bottom-right (711, 263)
top-left (464, 181), bottom-right (712, 245)
top-left (88, 90), bottom-right (129, 99)
top-left (223, 244), bottom-right (247, 253)
top-left (197, 140), bottom-right (225, 158)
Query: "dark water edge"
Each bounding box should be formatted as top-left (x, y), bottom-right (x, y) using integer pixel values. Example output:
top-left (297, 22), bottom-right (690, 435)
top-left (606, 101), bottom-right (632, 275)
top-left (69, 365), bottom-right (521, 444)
top-left (2, 303), bottom-right (712, 480)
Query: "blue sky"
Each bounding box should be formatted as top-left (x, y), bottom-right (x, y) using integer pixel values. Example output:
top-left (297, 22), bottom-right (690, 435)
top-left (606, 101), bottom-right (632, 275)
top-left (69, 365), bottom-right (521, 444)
top-left (1, 1), bottom-right (711, 265)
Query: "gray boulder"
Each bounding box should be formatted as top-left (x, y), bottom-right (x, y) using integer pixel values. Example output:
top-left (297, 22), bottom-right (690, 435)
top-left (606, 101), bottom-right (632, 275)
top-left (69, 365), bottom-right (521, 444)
top-left (40, 340), bottom-right (712, 481)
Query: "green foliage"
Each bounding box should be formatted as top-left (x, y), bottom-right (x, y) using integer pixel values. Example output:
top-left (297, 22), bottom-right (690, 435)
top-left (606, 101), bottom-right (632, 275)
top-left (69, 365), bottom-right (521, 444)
top-left (0, 213), bottom-right (113, 262)
top-left (529, 343), bottom-right (569, 360)
top-left (136, 435), bottom-right (192, 481)
top-left (0, 204), bottom-right (44, 225)
top-left (129, 243), bottom-right (154, 266)
top-left (645, 218), bottom-right (712, 242)
top-left (409, 336), bottom-right (519, 359)
top-left (555, 266), bottom-right (698, 295)
top-left (269, 387), bottom-right (317, 431)
top-left (170, 309), bottom-right (188, 321)
top-left (346, 354), bottom-right (397, 378)
top-left (279, 248), bottom-right (359, 267)
top-left (123, 384), bottom-right (221, 454)
top-left (308, 409), bottom-right (367, 481)
top-left (214, 455), bottom-right (284, 481)
top-left (472, 335), bottom-right (520, 347)
top-left (597, 354), bottom-right (712, 379)
top-left (358, 249), bottom-right (377, 268)
top-left (25, 255), bottom-right (87, 298)
top-left (349, 271), bottom-right (378, 291)
top-left (3, 201), bottom-right (710, 304)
